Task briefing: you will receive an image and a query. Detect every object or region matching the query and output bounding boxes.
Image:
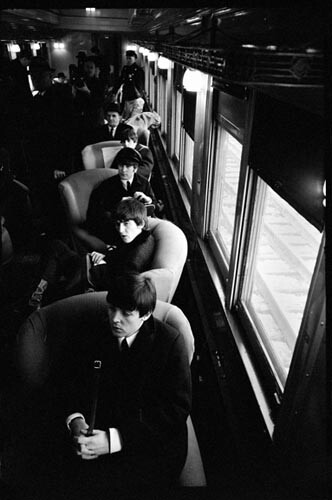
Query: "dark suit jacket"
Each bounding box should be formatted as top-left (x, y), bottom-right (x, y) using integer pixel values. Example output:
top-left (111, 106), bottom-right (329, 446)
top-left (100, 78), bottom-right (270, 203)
top-left (65, 316), bottom-right (191, 492)
top-left (90, 122), bottom-right (131, 144)
top-left (86, 173), bottom-right (157, 243)
top-left (89, 230), bottom-right (155, 289)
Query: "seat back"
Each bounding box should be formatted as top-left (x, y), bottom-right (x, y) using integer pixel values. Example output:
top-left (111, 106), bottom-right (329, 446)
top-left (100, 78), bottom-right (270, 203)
top-left (59, 170), bottom-right (188, 302)
top-left (16, 292), bottom-right (206, 487)
top-left (136, 127), bottom-right (150, 146)
top-left (81, 140), bottom-right (122, 170)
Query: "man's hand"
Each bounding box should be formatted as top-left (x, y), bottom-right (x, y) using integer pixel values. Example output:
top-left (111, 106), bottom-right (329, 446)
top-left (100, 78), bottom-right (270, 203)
top-left (53, 170), bottom-right (66, 180)
top-left (90, 251), bottom-right (106, 265)
top-left (133, 191), bottom-right (152, 204)
top-left (75, 429), bottom-right (110, 460)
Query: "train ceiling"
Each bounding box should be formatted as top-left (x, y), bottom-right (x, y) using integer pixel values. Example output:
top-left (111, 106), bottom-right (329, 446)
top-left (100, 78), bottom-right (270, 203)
top-left (0, 6), bottom-right (326, 98)
top-left (0, 7), bottom-right (325, 48)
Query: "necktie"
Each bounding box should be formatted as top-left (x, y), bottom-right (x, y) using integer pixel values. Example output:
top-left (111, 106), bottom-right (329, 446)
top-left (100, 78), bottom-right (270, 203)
top-left (127, 181), bottom-right (131, 192)
top-left (120, 338), bottom-right (129, 361)
top-left (121, 338), bottom-right (129, 353)
top-left (110, 127), bottom-right (115, 138)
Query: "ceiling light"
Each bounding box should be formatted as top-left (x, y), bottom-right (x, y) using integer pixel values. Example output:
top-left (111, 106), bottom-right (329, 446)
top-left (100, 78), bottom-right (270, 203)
top-left (147, 51), bottom-right (158, 62)
top-left (183, 68), bottom-right (208, 92)
top-left (157, 56), bottom-right (171, 70)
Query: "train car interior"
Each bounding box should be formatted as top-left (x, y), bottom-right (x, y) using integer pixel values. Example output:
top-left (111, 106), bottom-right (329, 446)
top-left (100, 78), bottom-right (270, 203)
top-left (0, 6), bottom-right (329, 500)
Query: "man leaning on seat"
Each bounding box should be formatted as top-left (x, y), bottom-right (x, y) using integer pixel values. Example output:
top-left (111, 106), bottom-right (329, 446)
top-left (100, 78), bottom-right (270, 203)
top-left (63, 272), bottom-right (192, 500)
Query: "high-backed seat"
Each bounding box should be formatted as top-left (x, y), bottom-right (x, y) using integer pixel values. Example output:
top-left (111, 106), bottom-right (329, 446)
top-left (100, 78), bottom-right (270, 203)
top-left (16, 292), bottom-right (207, 488)
top-left (58, 169), bottom-right (187, 302)
top-left (81, 140), bottom-right (122, 170)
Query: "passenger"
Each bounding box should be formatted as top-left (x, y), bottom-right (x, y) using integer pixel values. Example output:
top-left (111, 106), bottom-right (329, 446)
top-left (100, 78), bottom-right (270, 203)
top-left (89, 102), bottom-right (131, 144)
top-left (86, 147), bottom-right (157, 243)
top-left (120, 127), bottom-right (154, 180)
top-left (63, 272), bottom-right (191, 500)
top-left (28, 198), bottom-right (155, 309)
top-left (29, 198), bottom-right (155, 309)
top-left (112, 50), bottom-right (145, 120)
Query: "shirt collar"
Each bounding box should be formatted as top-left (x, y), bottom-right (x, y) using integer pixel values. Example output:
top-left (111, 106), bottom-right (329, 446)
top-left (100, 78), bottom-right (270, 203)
top-left (117, 331), bottom-right (138, 348)
top-left (121, 178), bottom-right (133, 190)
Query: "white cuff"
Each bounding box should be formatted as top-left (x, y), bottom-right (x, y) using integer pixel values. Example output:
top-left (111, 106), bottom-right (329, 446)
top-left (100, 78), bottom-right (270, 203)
top-left (109, 427), bottom-right (123, 454)
top-left (66, 413), bottom-right (85, 431)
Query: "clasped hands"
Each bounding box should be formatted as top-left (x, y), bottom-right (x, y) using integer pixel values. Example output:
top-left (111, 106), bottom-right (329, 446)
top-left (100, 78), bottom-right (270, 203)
top-left (71, 419), bottom-right (109, 460)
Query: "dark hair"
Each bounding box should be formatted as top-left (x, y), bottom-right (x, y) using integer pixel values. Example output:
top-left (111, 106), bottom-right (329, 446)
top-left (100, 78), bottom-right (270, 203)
top-left (120, 127), bottom-right (137, 143)
top-left (115, 198), bottom-right (147, 228)
top-left (126, 50), bottom-right (137, 59)
top-left (104, 102), bottom-right (121, 115)
top-left (106, 272), bottom-right (156, 317)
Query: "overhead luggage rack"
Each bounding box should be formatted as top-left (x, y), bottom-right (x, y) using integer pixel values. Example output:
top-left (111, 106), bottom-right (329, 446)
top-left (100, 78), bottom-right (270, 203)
top-left (137, 42), bottom-right (324, 88)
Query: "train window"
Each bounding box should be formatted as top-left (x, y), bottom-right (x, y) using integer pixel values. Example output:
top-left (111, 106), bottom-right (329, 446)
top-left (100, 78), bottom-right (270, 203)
top-left (238, 179), bottom-right (322, 388)
top-left (157, 70), bottom-right (167, 134)
top-left (172, 89), bottom-right (183, 164)
top-left (209, 126), bottom-right (242, 269)
top-left (182, 133), bottom-right (194, 190)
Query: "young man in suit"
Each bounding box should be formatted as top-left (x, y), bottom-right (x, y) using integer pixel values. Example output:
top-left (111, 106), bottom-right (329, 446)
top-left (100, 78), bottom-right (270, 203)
top-left (121, 127), bottom-right (154, 180)
top-left (64, 272), bottom-right (192, 499)
top-left (28, 198), bottom-right (155, 308)
top-left (86, 147), bottom-right (156, 244)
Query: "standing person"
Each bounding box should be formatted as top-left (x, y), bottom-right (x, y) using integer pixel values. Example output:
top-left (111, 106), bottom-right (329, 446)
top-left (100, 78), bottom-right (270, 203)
top-left (25, 56), bottom-right (75, 235)
top-left (73, 56), bottom-right (105, 139)
top-left (64, 272), bottom-right (192, 500)
top-left (86, 147), bottom-right (156, 244)
top-left (8, 49), bottom-right (33, 111)
top-left (113, 50), bottom-right (145, 120)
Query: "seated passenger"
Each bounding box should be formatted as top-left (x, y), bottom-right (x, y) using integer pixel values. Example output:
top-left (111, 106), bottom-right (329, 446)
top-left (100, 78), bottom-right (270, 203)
top-left (63, 272), bottom-right (191, 500)
top-left (28, 198), bottom-right (155, 309)
top-left (89, 102), bottom-right (131, 144)
top-left (86, 147), bottom-right (157, 243)
top-left (120, 127), bottom-right (154, 180)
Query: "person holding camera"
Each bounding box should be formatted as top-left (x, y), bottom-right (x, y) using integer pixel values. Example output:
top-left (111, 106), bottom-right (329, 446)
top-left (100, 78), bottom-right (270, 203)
top-left (73, 56), bottom-right (105, 134)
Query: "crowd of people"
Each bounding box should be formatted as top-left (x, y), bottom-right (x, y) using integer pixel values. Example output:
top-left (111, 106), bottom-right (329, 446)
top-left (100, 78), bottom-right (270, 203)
top-left (0, 47), bottom-right (151, 243)
top-left (0, 46), bottom-right (192, 500)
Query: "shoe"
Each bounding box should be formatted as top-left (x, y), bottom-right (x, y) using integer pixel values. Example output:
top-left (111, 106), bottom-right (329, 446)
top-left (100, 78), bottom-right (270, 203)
top-left (28, 286), bottom-right (45, 309)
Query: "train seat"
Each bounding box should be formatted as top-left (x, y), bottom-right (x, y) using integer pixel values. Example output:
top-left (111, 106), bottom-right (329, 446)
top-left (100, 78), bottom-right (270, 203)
top-left (81, 140), bottom-right (122, 170)
top-left (58, 169), bottom-right (188, 302)
top-left (16, 292), bottom-right (207, 489)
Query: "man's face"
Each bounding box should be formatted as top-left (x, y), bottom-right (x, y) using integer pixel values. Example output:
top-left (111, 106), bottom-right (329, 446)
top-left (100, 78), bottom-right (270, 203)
top-left (117, 163), bottom-right (137, 182)
top-left (107, 305), bottom-right (148, 338)
top-left (106, 112), bottom-right (120, 127)
top-left (126, 55), bottom-right (136, 66)
top-left (84, 61), bottom-right (96, 77)
top-left (122, 138), bottom-right (136, 149)
top-left (116, 219), bottom-right (144, 243)
top-left (31, 70), bottom-right (52, 91)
